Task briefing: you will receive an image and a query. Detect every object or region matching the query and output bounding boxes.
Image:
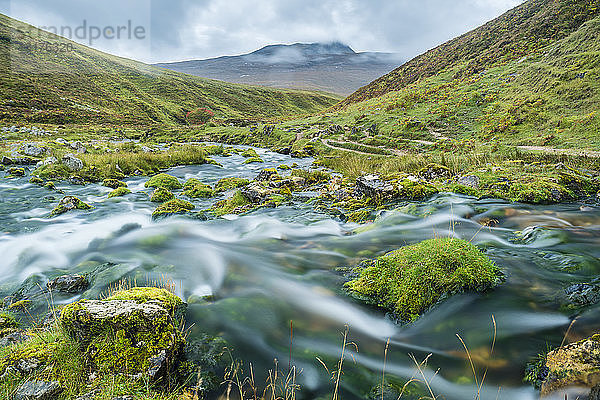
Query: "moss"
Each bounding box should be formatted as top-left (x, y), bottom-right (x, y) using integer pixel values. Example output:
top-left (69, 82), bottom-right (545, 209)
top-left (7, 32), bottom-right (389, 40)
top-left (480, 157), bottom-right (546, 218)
top-left (215, 177), bottom-right (250, 192)
top-left (211, 190), bottom-right (253, 216)
top-left (150, 187), bottom-right (175, 203)
top-left (347, 238), bottom-right (501, 322)
top-left (108, 187), bottom-right (132, 198)
top-left (395, 179), bottom-right (439, 200)
top-left (240, 148), bottom-right (259, 158)
top-left (102, 179), bottom-right (127, 189)
top-left (29, 176), bottom-right (43, 185)
top-left (152, 199), bottom-right (194, 220)
top-left (0, 312), bottom-right (17, 337)
top-left (291, 169), bottom-right (331, 185)
top-left (418, 163), bottom-right (452, 181)
top-left (8, 299), bottom-right (31, 311)
top-left (278, 164), bottom-right (291, 170)
top-left (6, 167), bottom-right (25, 177)
top-left (145, 173), bottom-right (182, 190)
top-left (105, 287), bottom-right (185, 318)
top-left (348, 209), bottom-right (372, 223)
top-left (183, 178), bottom-right (215, 198)
top-left (49, 196), bottom-right (92, 217)
top-left (243, 156), bottom-right (264, 164)
top-left (44, 181), bottom-right (56, 190)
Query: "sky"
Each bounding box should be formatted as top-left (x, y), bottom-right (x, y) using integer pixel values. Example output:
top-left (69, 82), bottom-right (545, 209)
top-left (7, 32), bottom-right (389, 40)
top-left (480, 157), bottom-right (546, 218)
top-left (0, 0), bottom-right (524, 64)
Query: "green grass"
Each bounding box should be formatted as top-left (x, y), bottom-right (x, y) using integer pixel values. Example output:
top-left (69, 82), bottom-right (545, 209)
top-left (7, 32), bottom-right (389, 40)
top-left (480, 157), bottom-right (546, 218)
top-left (0, 14), bottom-right (340, 126)
top-left (347, 238), bottom-right (501, 322)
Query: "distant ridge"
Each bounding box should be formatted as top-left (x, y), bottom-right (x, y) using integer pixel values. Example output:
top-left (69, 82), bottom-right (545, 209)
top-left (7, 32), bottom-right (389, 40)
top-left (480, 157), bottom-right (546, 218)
top-left (155, 42), bottom-right (402, 96)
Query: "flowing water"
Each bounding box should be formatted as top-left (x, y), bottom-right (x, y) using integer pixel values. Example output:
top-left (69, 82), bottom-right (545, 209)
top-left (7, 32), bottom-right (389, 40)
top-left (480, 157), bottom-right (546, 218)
top-left (1, 146), bottom-right (600, 399)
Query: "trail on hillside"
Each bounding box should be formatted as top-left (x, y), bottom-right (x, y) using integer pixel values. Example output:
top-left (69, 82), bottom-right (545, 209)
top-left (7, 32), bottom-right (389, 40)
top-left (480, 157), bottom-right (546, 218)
top-left (517, 145), bottom-right (600, 158)
top-left (321, 138), bottom-right (408, 156)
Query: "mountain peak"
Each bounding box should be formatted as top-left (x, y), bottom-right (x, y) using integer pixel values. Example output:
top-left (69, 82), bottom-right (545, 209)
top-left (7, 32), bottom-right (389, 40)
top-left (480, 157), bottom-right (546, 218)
top-left (251, 42), bottom-right (355, 57)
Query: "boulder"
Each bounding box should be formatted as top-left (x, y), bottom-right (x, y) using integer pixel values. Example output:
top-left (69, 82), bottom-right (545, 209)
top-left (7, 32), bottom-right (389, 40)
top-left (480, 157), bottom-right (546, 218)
top-left (241, 182), bottom-right (273, 203)
top-left (69, 141), bottom-right (87, 154)
top-left (14, 380), bottom-right (62, 400)
top-left (458, 175), bottom-right (480, 189)
top-left (49, 196), bottom-right (92, 217)
top-left (256, 168), bottom-right (279, 182)
top-left (47, 274), bottom-right (89, 294)
top-left (540, 335), bottom-right (600, 396)
top-left (20, 143), bottom-right (46, 157)
top-left (418, 163), bottom-right (452, 181)
top-left (355, 175), bottom-right (395, 199)
top-left (61, 153), bottom-right (83, 171)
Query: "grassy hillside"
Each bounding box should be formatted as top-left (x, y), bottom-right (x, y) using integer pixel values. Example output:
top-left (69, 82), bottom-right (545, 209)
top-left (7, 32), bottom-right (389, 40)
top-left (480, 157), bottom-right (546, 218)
top-left (338, 0), bottom-right (600, 108)
top-left (314, 1), bottom-right (600, 150)
top-left (0, 14), bottom-right (340, 126)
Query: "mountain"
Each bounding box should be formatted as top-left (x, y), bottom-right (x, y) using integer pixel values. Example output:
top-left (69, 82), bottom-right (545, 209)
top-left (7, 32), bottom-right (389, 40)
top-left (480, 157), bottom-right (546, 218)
top-left (155, 42), bottom-right (402, 96)
top-left (0, 14), bottom-right (341, 127)
top-left (338, 0), bottom-right (600, 108)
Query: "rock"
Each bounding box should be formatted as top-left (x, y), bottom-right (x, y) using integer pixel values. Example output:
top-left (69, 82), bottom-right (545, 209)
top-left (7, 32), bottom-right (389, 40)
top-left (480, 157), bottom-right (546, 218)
top-left (418, 163), bottom-right (452, 181)
top-left (0, 330), bottom-right (28, 347)
top-left (60, 288), bottom-right (185, 379)
top-left (256, 168), bottom-right (279, 182)
top-left (240, 182), bottom-right (273, 203)
top-left (20, 143), bottom-right (46, 157)
top-left (591, 384), bottom-right (600, 400)
top-left (145, 173), bottom-right (182, 190)
top-left (7, 167), bottom-right (26, 176)
top-left (14, 380), bottom-right (62, 400)
top-left (69, 141), bottom-right (86, 154)
top-left (108, 187), bottom-right (131, 198)
top-left (55, 138), bottom-right (68, 146)
top-left (152, 199), bottom-right (194, 220)
top-left (355, 174), bottom-right (395, 199)
top-left (458, 175), bottom-right (480, 189)
top-left (69, 176), bottom-right (86, 185)
top-left (37, 157), bottom-right (57, 168)
top-left (61, 153), bottom-right (83, 171)
top-left (150, 187), bottom-right (174, 203)
top-left (102, 179), bottom-right (127, 189)
top-left (564, 282), bottom-right (600, 307)
top-left (540, 335), bottom-right (600, 395)
top-left (47, 274), bottom-right (89, 293)
top-left (49, 196), bottom-right (92, 217)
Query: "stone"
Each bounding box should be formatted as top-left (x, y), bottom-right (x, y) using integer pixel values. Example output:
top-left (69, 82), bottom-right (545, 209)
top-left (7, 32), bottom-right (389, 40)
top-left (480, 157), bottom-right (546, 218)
top-left (61, 153), bottom-right (84, 171)
top-left (70, 141), bottom-right (87, 154)
top-left (255, 168), bottom-right (279, 182)
top-left (55, 138), bottom-right (68, 146)
top-left (240, 182), bottom-right (273, 203)
top-left (49, 196), bottom-right (92, 217)
top-left (458, 175), bottom-right (480, 189)
top-left (7, 167), bottom-right (26, 176)
top-left (355, 174), bottom-right (395, 199)
top-left (38, 157), bottom-right (57, 168)
top-left (540, 335), bottom-right (600, 395)
top-left (47, 274), bottom-right (89, 293)
top-left (0, 330), bottom-right (28, 347)
top-left (418, 163), bottom-right (452, 181)
top-left (20, 143), bottom-right (46, 157)
top-left (590, 384), bottom-right (600, 400)
top-left (14, 380), bottom-right (62, 400)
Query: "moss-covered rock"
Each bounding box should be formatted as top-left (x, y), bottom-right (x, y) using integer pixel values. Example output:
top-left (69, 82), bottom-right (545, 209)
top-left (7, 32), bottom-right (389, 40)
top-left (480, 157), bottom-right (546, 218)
top-left (240, 148), bottom-right (259, 158)
top-left (59, 287), bottom-right (185, 379)
top-left (150, 187), bottom-right (175, 203)
top-left (418, 163), bottom-right (452, 181)
top-left (108, 187), bottom-right (132, 198)
top-left (243, 157), bottom-right (264, 164)
top-left (211, 190), bottom-right (253, 216)
top-left (530, 334), bottom-right (600, 396)
top-left (145, 173), bottom-right (182, 190)
top-left (395, 178), bottom-right (439, 200)
top-left (28, 176), bottom-right (43, 185)
top-left (7, 167), bottom-right (25, 177)
top-left (152, 199), bottom-right (194, 220)
top-left (346, 238), bottom-right (501, 322)
top-left (0, 312), bottom-right (17, 337)
top-left (215, 177), bottom-right (250, 192)
top-left (278, 164), bottom-right (291, 170)
top-left (183, 178), bottom-right (215, 198)
top-left (102, 179), bottom-right (127, 189)
top-left (49, 196), bottom-right (92, 217)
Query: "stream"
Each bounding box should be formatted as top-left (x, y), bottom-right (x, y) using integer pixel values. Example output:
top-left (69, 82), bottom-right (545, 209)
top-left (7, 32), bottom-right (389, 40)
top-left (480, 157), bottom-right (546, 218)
top-left (1, 145), bottom-right (599, 400)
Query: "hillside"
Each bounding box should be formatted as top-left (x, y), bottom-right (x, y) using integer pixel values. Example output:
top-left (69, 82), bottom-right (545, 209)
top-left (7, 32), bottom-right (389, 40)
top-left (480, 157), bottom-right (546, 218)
top-left (155, 42), bottom-right (401, 95)
top-left (338, 0), bottom-right (600, 107)
top-left (0, 14), bottom-right (340, 126)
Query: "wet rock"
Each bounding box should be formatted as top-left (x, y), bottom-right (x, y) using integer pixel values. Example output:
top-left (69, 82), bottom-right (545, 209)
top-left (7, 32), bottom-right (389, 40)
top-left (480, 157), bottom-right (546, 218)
top-left (151, 187), bottom-right (174, 203)
top-left (7, 167), bottom-right (26, 176)
top-left (355, 174), bottom-right (395, 199)
top-left (69, 176), bottom-right (86, 185)
top-left (102, 179), bottom-right (127, 189)
top-left (21, 143), bottom-right (46, 157)
top-left (591, 384), bottom-right (600, 400)
top-left (458, 175), bottom-right (480, 189)
top-left (61, 153), bottom-right (83, 171)
top-left (148, 349), bottom-right (168, 380)
top-left (256, 168), bottom-right (279, 182)
top-left (1, 155), bottom-right (37, 165)
top-left (47, 274), bottom-right (89, 293)
top-left (14, 380), bottom-right (62, 400)
top-left (108, 187), bottom-right (131, 198)
top-left (49, 196), bottom-right (92, 217)
top-left (152, 199), bottom-right (194, 220)
top-left (540, 335), bottom-right (600, 395)
top-left (145, 173), bottom-right (182, 190)
top-left (240, 182), bottom-right (273, 203)
top-left (275, 147), bottom-right (291, 155)
top-left (563, 281), bottom-right (600, 308)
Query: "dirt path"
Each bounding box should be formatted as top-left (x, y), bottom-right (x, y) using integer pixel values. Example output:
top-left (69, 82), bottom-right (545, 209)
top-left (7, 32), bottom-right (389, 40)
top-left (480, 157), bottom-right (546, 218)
top-left (321, 138), bottom-right (408, 157)
top-left (517, 145), bottom-right (600, 158)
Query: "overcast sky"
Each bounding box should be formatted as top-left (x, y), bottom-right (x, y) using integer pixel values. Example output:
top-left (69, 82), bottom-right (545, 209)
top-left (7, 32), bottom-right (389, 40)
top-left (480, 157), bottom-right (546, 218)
top-left (0, 0), bottom-right (524, 63)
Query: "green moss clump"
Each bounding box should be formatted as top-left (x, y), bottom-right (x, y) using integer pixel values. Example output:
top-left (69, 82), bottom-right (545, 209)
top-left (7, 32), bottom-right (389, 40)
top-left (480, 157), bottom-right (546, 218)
top-left (348, 209), bottom-right (372, 223)
top-left (291, 169), bottom-right (331, 184)
top-left (102, 179), bottom-right (127, 189)
top-left (243, 157), bottom-right (264, 164)
top-left (215, 177), bottom-right (250, 192)
top-left (8, 299), bottom-right (31, 311)
top-left (240, 148), bottom-right (259, 158)
top-left (145, 173), bottom-right (182, 190)
top-left (108, 187), bottom-right (132, 198)
top-left (29, 176), bottom-right (43, 185)
top-left (49, 196), bottom-right (92, 217)
top-left (105, 287), bottom-right (185, 319)
top-left (6, 167), bottom-right (25, 177)
top-left (278, 164), bottom-right (291, 170)
top-left (347, 238), bottom-right (501, 322)
top-left (211, 190), bottom-right (252, 216)
top-left (152, 199), bottom-right (194, 219)
top-left (183, 178), bottom-right (215, 198)
top-left (150, 187), bottom-right (175, 203)
top-left (0, 312), bottom-right (17, 337)
top-left (396, 179), bottom-right (439, 200)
